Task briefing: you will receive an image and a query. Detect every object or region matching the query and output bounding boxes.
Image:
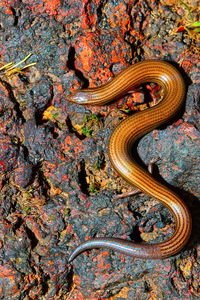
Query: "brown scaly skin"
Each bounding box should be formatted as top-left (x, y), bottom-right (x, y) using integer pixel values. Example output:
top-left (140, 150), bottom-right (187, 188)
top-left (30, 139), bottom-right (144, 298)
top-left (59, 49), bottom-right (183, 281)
top-left (67, 60), bottom-right (192, 263)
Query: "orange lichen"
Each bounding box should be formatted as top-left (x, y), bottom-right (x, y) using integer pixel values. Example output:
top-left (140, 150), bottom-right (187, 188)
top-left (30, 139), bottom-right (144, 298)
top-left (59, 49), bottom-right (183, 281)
top-left (111, 286), bottom-right (130, 299)
top-left (74, 35), bottom-right (97, 73)
top-left (42, 105), bottom-right (60, 121)
top-left (106, 3), bottom-right (131, 35)
top-left (96, 252), bottom-right (111, 270)
top-left (42, 0), bottom-right (61, 16)
top-left (63, 135), bottom-right (85, 154)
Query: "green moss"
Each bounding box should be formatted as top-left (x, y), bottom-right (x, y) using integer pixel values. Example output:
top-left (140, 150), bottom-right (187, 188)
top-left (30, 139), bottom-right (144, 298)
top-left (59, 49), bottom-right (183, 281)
top-left (88, 184), bottom-right (97, 193)
top-left (84, 113), bottom-right (99, 122)
top-left (82, 126), bottom-right (93, 137)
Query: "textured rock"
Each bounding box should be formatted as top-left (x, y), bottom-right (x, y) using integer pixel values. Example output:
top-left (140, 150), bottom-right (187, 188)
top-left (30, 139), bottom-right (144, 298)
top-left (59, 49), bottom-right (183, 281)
top-left (0, 0), bottom-right (199, 299)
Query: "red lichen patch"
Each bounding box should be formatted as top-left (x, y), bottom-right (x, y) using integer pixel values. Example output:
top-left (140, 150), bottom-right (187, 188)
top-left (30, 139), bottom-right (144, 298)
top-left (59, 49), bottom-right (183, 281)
top-left (22, 273), bottom-right (43, 298)
top-left (41, 0), bottom-right (61, 16)
top-left (73, 32), bottom-right (132, 85)
top-left (24, 0), bottom-right (61, 16)
top-left (73, 32), bottom-right (109, 78)
top-left (80, 0), bottom-right (101, 30)
top-left (127, 91), bottom-right (144, 107)
top-left (106, 2), bottom-right (131, 35)
top-left (179, 52), bottom-right (200, 83)
top-left (0, 0), bottom-right (15, 14)
top-left (0, 0), bottom-right (61, 17)
top-left (108, 37), bottom-right (132, 66)
top-left (95, 251), bottom-right (111, 270)
top-left (61, 135), bottom-right (85, 155)
top-left (0, 264), bottom-right (21, 297)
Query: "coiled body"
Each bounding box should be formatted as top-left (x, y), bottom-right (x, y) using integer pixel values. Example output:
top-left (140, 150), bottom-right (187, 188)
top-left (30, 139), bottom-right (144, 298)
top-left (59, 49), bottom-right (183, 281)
top-left (67, 60), bottom-right (192, 262)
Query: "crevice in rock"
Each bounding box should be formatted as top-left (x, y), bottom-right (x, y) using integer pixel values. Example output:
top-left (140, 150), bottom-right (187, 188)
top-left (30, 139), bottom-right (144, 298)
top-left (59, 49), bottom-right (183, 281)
top-left (97, 0), bottom-right (107, 24)
top-left (34, 85), bottom-right (54, 126)
top-left (25, 225), bottom-right (38, 249)
top-left (129, 226), bottom-right (143, 242)
top-left (33, 162), bottom-right (51, 200)
top-left (66, 267), bottom-right (74, 294)
top-left (95, 150), bottom-right (106, 170)
top-left (144, 280), bottom-right (152, 292)
top-left (21, 144), bottom-right (30, 162)
top-left (67, 46), bottom-right (89, 88)
top-left (39, 269), bottom-right (50, 295)
top-left (78, 159), bottom-right (89, 195)
top-left (66, 116), bottom-right (87, 140)
top-left (13, 217), bottom-right (24, 232)
top-left (0, 79), bottom-right (25, 124)
top-left (10, 7), bottom-right (19, 27)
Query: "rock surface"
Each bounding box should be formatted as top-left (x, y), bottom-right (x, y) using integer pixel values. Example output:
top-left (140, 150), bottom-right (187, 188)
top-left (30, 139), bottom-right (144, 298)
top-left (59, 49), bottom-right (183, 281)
top-left (0, 0), bottom-right (199, 299)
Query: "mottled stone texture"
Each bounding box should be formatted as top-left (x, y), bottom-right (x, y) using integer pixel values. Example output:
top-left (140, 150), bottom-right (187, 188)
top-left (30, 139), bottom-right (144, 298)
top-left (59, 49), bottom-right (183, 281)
top-left (0, 0), bottom-right (199, 299)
